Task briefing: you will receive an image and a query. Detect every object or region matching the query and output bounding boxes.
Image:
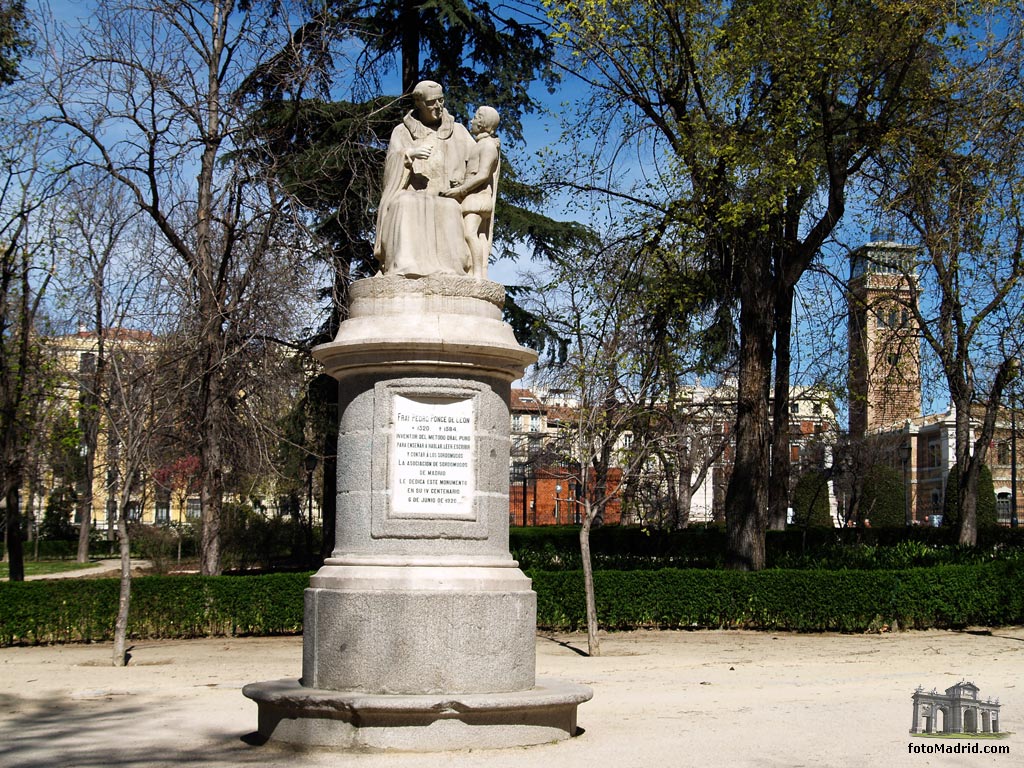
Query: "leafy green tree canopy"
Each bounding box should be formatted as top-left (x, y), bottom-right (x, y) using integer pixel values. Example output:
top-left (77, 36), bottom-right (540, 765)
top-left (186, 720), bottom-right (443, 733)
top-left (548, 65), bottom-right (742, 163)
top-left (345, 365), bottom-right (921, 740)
top-left (791, 469), bottom-right (833, 529)
top-left (943, 465), bottom-right (998, 531)
top-left (859, 464), bottom-right (905, 528)
top-left (542, 0), bottom-right (1000, 570)
top-left (0, 0), bottom-right (28, 87)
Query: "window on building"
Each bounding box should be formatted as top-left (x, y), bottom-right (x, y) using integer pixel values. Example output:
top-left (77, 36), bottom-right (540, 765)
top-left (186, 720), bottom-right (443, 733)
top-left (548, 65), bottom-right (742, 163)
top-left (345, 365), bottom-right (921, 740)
top-left (186, 497), bottom-right (201, 519)
top-left (878, 306), bottom-right (909, 329)
top-left (995, 442), bottom-right (1010, 465)
top-left (790, 402), bottom-right (800, 415)
top-left (812, 403), bottom-right (822, 415)
top-left (126, 502), bottom-right (142, 522)
top-left (928, 440), bottom-right (942, 468)
top-left (512, 415), bottom-right (522, 432)
top-left (529, 415), bottom-right (541, 432)
top-left (106, 499), bottom-right (117, 525)
top-left (996, 493), bottom-right (1012, 525)
top-left (155, 490), bottom-right (170, 524)
top-left (621, 432), bottom-right (634, 450)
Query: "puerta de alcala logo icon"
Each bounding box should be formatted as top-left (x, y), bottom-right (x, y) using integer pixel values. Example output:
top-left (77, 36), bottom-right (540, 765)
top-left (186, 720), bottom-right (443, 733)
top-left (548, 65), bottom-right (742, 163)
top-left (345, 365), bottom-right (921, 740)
top-left (910, 681), bottom-right (1004, 736)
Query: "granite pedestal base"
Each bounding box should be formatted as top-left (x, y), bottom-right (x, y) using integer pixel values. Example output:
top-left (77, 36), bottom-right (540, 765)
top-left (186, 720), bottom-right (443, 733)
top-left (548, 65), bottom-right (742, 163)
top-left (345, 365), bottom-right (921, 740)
top-left (243, 275), bottom-right (592, 751)
top-left (242, 677), bottom-right (592, 751)
top-left (301, 562), bottom-right (537, 694)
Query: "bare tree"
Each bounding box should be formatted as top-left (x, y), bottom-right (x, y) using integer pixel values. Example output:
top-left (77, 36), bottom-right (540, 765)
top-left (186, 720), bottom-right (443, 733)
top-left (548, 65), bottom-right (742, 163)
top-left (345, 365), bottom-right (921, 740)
top-left (873, 23), bottom-right (1024, 544)
top-left (0, 124), bottom-right (65, 580)
top-left (37, 0), bottom-right (327, 573)
top-left (527, 241), bottom-right (664, 656)
top-left (94, 331), bottom-right (167, 665)
top-left (48, 170), bottom-right (146, 562)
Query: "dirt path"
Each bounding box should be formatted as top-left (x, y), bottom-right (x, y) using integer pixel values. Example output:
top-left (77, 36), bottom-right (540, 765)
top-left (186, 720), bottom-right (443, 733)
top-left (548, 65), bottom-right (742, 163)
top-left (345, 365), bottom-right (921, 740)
top-left (0, 628), bottom-right (1019, 767)
top-left (21, 559), bottom-right (156, 581)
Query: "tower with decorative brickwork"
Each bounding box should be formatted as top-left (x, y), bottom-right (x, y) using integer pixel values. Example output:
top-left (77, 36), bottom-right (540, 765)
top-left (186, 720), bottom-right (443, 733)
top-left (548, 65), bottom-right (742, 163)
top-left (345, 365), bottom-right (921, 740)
top-left (848, 241), bottom-right (922, 437)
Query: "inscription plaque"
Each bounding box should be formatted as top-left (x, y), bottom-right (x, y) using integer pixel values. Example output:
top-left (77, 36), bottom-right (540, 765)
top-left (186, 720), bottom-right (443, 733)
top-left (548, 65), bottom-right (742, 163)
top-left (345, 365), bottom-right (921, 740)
top-left (391, 395), bottom-right (474, 517)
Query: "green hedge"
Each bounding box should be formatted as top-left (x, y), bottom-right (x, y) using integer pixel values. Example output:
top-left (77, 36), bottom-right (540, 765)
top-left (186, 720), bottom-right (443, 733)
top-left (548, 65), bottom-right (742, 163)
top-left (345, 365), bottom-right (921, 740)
top-left (509, 525), bottom-right (1024, 570)
top-left (3, 562), bottom-right (1023, 644)
top-left (531, 561), bottom-right (1024, 632)
top-left (0, 573), bottom-right (307, 645)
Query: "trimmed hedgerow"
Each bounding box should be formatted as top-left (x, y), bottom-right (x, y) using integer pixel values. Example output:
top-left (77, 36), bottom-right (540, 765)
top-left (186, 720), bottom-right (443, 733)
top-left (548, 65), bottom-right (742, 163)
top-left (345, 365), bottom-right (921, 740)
top-left (2, 562), bottom-right (1022, 645)
top-left (530, 561), bottom-right (1024, 632)
top-left (0, 573), bottom-right (308, 645)
top-left (510, 525), bottom-right (1024, 570)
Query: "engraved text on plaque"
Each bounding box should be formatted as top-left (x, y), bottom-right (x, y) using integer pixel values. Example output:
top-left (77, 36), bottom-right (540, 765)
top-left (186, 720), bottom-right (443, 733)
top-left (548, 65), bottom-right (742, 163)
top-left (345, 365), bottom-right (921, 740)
top-left (391, 395), bottom-right (474, 517)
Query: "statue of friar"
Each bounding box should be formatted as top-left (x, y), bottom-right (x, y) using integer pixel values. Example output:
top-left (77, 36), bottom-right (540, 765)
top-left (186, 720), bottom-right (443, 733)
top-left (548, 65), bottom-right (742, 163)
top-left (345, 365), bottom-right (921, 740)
top-left (373, 81), bottom-right (500, 280)
top-left (374, 80), bottom-right (475, 277)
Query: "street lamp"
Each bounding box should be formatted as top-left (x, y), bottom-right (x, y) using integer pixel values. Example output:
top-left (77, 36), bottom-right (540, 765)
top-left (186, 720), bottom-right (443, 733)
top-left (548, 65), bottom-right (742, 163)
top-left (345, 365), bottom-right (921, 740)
top-left (899, 441), bottom-right (912, 526)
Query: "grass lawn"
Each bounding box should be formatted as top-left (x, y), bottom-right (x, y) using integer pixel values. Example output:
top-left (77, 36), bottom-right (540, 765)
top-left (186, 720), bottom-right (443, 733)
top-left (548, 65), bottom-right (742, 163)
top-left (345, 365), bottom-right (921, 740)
top-left (0, 559), bottom-right (98, 579)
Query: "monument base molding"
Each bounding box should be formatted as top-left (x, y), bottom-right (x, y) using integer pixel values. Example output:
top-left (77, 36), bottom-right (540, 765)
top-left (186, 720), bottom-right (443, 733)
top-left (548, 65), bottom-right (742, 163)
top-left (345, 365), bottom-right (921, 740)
top-left (300, 562), bottom-right (537, 694)
top-left (242, 678), bottom-right (592, 751)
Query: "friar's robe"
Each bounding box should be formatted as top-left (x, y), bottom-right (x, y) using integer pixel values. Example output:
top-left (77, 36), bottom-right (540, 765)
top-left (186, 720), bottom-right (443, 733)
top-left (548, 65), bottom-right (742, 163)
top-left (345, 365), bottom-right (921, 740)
top-left (373, 109), bottom-right (475, 277)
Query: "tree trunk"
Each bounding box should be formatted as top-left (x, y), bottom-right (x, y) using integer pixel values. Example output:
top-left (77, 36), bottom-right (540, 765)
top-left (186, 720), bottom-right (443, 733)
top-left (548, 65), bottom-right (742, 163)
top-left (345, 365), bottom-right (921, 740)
top-left (112, 504), bottom-right (132, 666)
top-left (399, 0), bottom-right (421, 93)
top-left (725, 260), bottom-right (774, 571)
top-left (75, 452), bottom-right (94, 562)
top-left (4, 485), bottom-right (24, 581)
top-left (197, 380), bottom-right (224, 577)
top-left (76, 423), bottom-right (98, 562)
top-left (768, 283), bottom-right (794, 531)
top-left (952, 395), bottom-right (976, 546)
top-left (676, 470), bottom-right (693, 529)
top-left (957, 458), bottom-right (980, 546)
top-left (579, 499), bottom-right (600, 657)
top-left (195, 8), bottom-right (227, 576)
top-left (78, 317), bottom-right (106, 563)
top-left (663, 455), bottom-right (679, 529)
top-left (954, 359), bottom-right (1017, 546)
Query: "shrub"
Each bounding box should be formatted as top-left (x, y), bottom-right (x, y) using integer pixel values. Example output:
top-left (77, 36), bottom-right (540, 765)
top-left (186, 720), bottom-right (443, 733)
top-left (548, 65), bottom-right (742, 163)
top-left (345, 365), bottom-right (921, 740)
top-left (129, 524), bottom-right (180, 574)
top-left (531, 561), bottom-right (1024, 632)
top-left (0, 572), bottom-right (308, 645)
top-left (39, 486), bottom-right (78, 541)
top-left (3, 562), bottom-right (1024, 644)
top-left (943, 465), bottom-right (998, 530)
top-left (791, 470), bottom-right (833, 528)
top-left (505, 525), bottom-right (1024, 571)
top-left (859, 464), bottom-right (906, 528)
top-left (218, 505), bottom-right (317, 571)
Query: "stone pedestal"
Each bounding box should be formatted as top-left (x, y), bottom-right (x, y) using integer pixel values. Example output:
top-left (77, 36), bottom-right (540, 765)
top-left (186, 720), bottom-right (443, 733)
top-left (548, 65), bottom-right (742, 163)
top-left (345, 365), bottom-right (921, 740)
top-left (244, 275), bottom-right (591, 750)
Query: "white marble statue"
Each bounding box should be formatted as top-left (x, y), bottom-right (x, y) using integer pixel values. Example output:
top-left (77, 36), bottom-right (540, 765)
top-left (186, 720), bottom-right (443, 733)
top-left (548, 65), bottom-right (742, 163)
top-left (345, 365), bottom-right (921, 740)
top-left (373, 81), bottom-right (476, 277)
top-left (442, 106), bottom-right (500, 279)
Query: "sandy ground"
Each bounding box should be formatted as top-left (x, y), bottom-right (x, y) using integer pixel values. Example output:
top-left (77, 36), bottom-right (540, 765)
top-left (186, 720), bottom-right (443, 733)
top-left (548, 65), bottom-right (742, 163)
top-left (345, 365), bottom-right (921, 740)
top-left (0, 628), bottom-right (1019, 768)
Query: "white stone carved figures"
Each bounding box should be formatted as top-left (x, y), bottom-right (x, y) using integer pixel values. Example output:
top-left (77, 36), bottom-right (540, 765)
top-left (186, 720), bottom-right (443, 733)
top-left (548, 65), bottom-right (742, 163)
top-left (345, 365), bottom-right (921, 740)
top-left (442, 106), bottom-right (500, 279)
top-left (374, 81), bottom-right (499, 279)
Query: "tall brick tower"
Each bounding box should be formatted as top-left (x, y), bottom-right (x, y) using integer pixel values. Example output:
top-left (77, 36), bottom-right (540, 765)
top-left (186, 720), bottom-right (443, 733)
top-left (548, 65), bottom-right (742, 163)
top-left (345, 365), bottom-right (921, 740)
top-left (848, 241), bottom-right (922, 438)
